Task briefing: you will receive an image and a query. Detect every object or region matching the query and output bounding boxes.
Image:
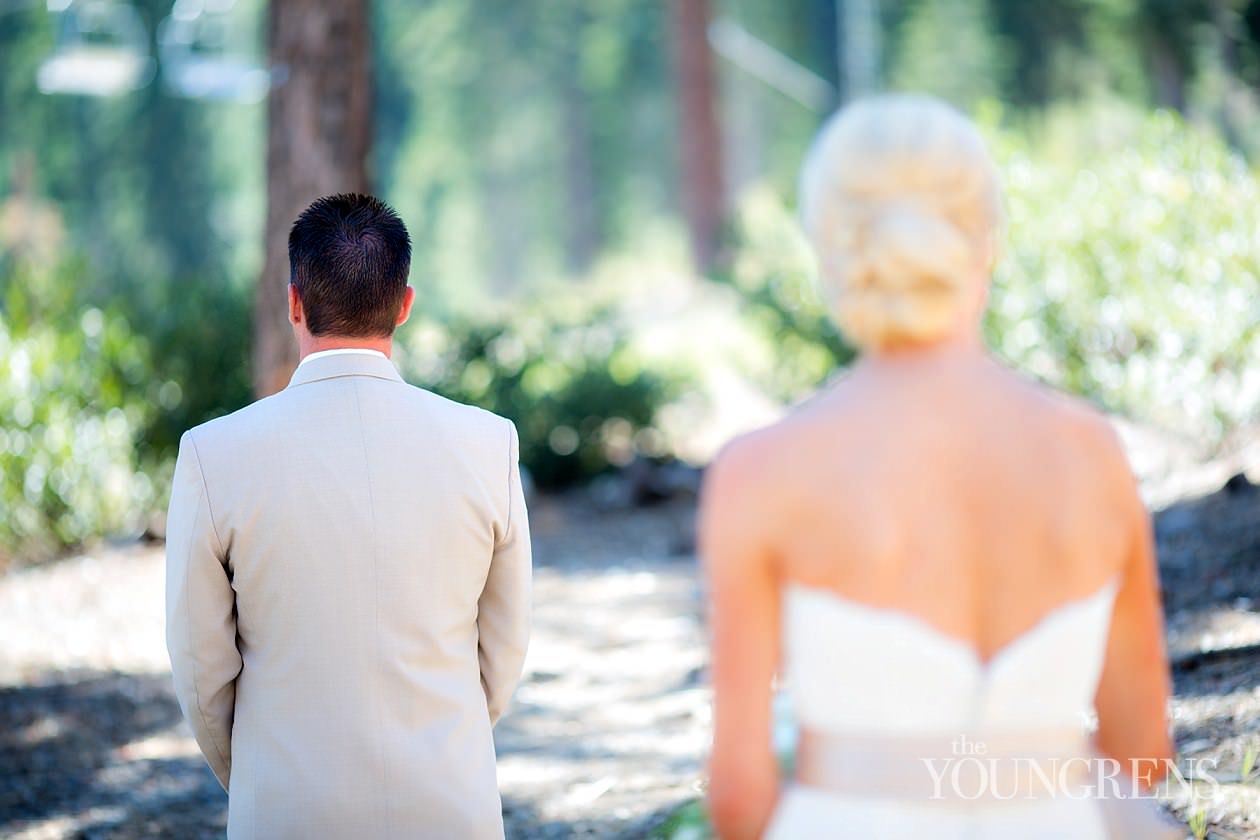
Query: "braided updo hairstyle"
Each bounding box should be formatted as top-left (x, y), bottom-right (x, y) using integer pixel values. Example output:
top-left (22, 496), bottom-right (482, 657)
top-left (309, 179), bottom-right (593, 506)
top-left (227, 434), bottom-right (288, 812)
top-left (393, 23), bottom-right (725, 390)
top-left (799, 95), bottom-right (1001, 351)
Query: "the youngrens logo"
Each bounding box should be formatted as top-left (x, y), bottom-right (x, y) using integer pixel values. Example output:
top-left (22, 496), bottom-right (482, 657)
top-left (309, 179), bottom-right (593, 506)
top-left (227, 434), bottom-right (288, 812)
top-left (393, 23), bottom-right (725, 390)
top-left (918, 733), bottom-right (1219, 802)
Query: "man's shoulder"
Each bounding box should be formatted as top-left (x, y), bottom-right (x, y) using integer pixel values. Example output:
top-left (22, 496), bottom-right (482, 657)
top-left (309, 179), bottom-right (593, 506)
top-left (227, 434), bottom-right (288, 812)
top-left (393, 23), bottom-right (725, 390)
top-left (182, 390), bottom-right (287, 449)
top-left (184, 379), bottom-right (514, 451)
top-left (403, 384), bottom-right (512, 430)
top-left (400, 386), bottom-right (517, 456)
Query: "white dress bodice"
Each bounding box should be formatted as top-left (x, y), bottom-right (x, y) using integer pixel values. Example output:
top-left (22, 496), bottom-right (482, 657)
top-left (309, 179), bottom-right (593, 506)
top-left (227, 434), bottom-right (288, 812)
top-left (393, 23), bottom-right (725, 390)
top-left (783, 578), bottom-right (1120, 737)
top-left (765, 578), bottom-right (1133, 839)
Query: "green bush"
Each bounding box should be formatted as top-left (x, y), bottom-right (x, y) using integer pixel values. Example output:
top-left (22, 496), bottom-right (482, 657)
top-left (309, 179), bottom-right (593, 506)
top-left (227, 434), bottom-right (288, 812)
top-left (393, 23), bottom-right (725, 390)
top-left (720, 106), bottom-right (1260, 447)
top-left (0, 250), bottom-right (251, 565)
top-left (654, 799), bottom-right (712, 840)
top-left (0, 259), bottom-right (158, 565)
top-left (137, 273), bottom-right (252, 463)
top-left (986, 105), bottom-right (1260, 442)
top-left (712, 186), bottom-right (855, 402)
top-left (398, 302), bottom-right (687, 489)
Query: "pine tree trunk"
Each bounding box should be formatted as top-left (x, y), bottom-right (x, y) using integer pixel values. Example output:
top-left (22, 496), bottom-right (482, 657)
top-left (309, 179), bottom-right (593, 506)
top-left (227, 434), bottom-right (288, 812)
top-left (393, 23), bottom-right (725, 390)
top-left (253, 0), bottom-right (373, 397)
top-left (1148, 33), bottom-right (1187, 112)
top-left (669, 0), bottom-right (724, 274)
top-left (839, 0), bottom-right (881, 102)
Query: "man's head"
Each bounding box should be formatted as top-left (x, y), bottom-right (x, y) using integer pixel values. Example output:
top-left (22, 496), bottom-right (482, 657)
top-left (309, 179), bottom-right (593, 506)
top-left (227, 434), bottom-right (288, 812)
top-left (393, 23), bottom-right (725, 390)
top-left (287, 193), bottom-right (414, 342)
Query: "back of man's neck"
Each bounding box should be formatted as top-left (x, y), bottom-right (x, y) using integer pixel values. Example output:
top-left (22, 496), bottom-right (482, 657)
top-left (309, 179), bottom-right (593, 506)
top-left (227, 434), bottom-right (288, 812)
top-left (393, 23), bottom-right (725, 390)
top-left (300, 336), bottom-right (394, 361)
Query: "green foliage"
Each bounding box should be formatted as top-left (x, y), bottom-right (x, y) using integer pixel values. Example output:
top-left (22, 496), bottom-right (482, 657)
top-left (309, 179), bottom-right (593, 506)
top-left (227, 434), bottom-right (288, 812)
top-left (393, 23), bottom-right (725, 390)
top-left (889, 0), bottom-right (1010, 109)
top-left (398, 303), bottom-right (687, 489)
top-left (721, 106), bottom-right (1260, 447)
top-left (1242, 742), bottom-right (1258, 781)
top-left (0, 259), bottom-right (157, 565)
top-left (0, 0), bottom-right (258, 562)
top-left (137, 273), bottom-right (252, 463)
top-left (375, 0), bottom-right (675, 297)
top-left (1187, 805), bottom-right (1209, 840)
top-left (654, 798), bottom-right (712, 840)
top-left (986, 106), bottom-right (1260, 441)
top-left (0, 249), bottom-right (251, 564)
top-left (713, 186), bottom-right (855, 401)
top-left (0, 2), bottom-right (262, 289)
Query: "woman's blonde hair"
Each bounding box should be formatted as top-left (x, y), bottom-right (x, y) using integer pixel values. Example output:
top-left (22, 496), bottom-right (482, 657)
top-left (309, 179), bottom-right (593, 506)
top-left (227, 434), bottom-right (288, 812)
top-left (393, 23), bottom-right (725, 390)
top-left (799, 95), bottom-right (1001, 351)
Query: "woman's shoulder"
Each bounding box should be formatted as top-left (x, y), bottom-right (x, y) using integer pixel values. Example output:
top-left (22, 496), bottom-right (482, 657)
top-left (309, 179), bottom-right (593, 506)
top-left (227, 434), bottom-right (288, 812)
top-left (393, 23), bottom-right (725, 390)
top-left (703, 424), bottom-right (784, 500)
top-left (700, 393), bottom-right (853, 527)
top-left (1009, 367), bottom-right (1118, 436)
top-left (998, 366), bottom-right (1134, 486)
top-left (707, 390), bottom-right (845, 478)
top-left (700, 414), bottom-right (809, 529)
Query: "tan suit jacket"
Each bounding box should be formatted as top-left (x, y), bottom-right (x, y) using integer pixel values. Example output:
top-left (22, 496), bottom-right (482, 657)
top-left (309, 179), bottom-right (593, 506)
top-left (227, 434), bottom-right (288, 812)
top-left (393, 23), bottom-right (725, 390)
top-left (165, 351), bottom-right (531, 839)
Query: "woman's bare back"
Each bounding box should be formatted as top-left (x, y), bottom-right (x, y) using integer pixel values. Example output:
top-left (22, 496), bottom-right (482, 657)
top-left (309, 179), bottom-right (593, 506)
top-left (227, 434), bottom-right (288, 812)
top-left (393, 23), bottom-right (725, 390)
top-left (741, 347), bottom-right (1134, 663)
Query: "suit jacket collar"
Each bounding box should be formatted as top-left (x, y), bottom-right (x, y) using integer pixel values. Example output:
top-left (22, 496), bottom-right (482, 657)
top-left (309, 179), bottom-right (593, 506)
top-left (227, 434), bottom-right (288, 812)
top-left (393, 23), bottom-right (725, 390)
top-left (286, 351), bottom-right (405, 389)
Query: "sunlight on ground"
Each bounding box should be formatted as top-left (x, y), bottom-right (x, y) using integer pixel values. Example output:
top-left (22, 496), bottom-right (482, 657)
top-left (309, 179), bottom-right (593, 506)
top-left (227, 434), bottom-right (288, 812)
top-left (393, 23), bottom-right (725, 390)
top-left (0, 547), bottom-right (168, 682)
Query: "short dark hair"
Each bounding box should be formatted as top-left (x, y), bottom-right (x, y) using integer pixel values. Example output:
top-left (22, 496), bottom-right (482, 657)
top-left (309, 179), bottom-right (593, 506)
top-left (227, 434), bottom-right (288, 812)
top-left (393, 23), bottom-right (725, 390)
top-left (288, 193), bottom-right (412, 337)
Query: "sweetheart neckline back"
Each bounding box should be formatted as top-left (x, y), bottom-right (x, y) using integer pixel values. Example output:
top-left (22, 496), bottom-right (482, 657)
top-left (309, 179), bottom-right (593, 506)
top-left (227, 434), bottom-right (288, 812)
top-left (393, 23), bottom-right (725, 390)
top-left (785, 575), bottom-right (1121, 670)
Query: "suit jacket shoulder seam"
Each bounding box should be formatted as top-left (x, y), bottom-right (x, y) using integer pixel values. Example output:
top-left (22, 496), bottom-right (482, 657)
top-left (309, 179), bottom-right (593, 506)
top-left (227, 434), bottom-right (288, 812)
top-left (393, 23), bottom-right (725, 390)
top-left (185, 432), bottom-right (227, 559)
top-left (503, 420), bottom-right (516, 542)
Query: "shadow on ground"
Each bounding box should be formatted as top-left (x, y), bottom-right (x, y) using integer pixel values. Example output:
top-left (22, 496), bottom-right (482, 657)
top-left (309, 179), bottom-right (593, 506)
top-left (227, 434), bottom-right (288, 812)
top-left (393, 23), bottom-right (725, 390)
top-left (0, 669), bottom-right (227, 839)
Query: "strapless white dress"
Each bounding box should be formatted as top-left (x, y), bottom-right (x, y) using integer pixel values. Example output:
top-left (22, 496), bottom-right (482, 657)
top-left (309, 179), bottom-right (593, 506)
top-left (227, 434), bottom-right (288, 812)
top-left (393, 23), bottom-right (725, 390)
top-left (764, 578), bottom-right (1179, 839)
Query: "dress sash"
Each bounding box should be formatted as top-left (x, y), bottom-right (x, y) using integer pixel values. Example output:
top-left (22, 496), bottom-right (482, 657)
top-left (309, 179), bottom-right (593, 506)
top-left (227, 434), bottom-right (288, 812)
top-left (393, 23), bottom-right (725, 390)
top-left (794, 727), bottom-right (1184, 839)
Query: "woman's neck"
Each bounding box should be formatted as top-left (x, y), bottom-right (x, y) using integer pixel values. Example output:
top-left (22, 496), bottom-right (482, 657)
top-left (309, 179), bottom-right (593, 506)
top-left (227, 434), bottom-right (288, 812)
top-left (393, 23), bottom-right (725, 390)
top-left (858, 330), bottom-right (987, 375)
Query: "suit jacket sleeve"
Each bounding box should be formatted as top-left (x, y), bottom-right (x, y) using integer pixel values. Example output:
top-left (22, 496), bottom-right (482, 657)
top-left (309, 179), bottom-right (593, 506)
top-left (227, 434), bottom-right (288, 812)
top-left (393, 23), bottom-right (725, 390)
top-left (478, 421), bottom-right (533, 725)
top-left (165, 431), bottom-right (241, 791)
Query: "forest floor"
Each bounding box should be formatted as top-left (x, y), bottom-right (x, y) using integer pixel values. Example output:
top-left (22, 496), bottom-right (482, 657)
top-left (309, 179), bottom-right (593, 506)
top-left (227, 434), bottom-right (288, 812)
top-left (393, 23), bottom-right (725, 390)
top-left (2, 422), bottom-right (1260, 838)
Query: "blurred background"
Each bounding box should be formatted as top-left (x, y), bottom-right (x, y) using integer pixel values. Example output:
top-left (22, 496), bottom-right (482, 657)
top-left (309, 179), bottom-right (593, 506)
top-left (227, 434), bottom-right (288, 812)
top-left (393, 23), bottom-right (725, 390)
top-left (4, 0), bottom-right (1260, 560)
top-left (4, 1), bottom-right (1260, 837)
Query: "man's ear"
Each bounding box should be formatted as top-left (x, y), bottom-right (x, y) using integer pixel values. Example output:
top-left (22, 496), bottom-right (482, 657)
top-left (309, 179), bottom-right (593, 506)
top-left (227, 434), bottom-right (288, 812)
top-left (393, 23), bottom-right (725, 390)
top-left (288, 283), bottom-right (302, 326)
top-left (395, 286), bottom-right (416, 328)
